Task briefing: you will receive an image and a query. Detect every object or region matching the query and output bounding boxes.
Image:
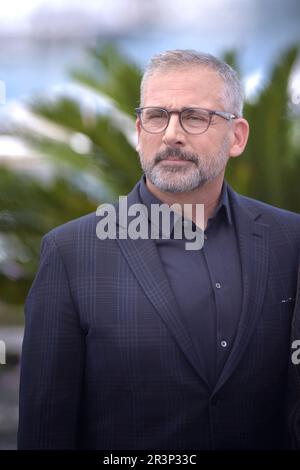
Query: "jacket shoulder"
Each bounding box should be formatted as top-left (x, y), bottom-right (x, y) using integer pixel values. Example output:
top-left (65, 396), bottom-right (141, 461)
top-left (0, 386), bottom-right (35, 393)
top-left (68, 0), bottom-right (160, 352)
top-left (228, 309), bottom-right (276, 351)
top-left (43, 212), bottom-right (98, 247)
top-left (42, 181), bottom-right (143, 247)
top-left (240, 196), bottom-right (300, 224)
top-left (232, 190), bottom-right (300, 228)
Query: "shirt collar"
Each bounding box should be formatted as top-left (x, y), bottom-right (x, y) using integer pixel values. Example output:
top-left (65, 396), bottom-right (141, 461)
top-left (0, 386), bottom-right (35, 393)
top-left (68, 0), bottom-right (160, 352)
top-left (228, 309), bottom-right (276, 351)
top-left (209, 179), bottom-right (233, 226)
top-left (139, 175), bottom-right (233, 229)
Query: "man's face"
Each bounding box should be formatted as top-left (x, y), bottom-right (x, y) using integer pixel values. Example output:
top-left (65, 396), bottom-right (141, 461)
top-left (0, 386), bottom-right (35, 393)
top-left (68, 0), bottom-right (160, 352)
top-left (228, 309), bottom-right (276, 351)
top-left (136, 67), bottom-right (235, 193)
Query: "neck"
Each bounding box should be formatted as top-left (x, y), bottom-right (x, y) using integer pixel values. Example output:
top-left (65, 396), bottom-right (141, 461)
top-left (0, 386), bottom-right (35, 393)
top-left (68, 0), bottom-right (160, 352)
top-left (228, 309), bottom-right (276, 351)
top-left (145, 173), bottom-right (225, 229)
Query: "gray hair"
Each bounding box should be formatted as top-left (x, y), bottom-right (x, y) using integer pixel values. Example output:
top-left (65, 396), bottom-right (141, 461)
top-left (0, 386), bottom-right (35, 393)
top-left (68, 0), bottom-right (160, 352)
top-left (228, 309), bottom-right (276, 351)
top-left (140, 49), bottom-right (244, 117)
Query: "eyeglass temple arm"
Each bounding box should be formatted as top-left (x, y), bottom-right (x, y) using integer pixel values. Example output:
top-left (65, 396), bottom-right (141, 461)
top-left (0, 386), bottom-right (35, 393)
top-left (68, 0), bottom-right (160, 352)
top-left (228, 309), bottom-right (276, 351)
top-left (213, 111), bottom-right (238, 121)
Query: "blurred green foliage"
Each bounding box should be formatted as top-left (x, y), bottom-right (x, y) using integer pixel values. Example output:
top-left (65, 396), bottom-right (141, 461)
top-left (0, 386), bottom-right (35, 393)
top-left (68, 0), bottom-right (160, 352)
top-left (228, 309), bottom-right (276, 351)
top-left (225, 46), bottom-right (300, 212)
top-left (0, 43), bottom-right (299, 316)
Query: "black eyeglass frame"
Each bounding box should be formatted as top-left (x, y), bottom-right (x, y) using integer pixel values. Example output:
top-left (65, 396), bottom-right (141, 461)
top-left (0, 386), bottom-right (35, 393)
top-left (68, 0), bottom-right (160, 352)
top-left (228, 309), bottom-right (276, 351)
top-left (135, 106), bottom-right (238, 135)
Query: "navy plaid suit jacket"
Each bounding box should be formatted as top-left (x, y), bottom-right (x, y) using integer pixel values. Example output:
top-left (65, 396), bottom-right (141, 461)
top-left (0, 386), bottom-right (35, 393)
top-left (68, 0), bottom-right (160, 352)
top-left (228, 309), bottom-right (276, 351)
top-left (18, 181), bottom-right (300, 449)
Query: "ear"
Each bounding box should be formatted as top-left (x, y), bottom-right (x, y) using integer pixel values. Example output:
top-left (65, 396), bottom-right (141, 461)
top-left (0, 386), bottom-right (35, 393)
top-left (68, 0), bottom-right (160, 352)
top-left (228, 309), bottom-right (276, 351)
top-left (229, 118), bottom-right (249, 158)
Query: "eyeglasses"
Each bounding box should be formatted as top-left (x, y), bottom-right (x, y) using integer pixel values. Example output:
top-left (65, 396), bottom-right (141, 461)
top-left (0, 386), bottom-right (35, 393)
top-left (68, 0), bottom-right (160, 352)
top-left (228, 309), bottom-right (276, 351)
top-left (135, 106), bottom-right (238, 135)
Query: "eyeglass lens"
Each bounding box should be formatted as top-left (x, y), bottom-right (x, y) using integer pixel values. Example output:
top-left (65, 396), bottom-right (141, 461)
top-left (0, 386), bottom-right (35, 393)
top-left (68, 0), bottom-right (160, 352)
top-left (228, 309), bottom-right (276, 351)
top-left (140, 108), bottom-right (211, 133)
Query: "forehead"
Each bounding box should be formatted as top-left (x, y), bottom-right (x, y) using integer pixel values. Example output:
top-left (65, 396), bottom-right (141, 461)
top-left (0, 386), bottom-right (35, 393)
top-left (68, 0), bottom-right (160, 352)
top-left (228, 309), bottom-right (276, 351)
top-left (143, 66), bottom-right (226, 108)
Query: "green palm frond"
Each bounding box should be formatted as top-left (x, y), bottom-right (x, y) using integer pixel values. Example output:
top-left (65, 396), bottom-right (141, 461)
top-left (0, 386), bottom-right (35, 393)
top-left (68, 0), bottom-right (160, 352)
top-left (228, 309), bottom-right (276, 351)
top-left (71, 43), bottom-right (142, 114)
top-left (225, 46), bottom-right (300, 211)
top-left (1, 43), bottom-right (299, 310)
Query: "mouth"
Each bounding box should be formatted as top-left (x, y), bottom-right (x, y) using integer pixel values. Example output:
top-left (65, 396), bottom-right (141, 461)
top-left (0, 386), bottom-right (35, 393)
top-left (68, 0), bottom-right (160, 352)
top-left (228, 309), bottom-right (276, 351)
top-left (160, 157), bottom-right (193, 165)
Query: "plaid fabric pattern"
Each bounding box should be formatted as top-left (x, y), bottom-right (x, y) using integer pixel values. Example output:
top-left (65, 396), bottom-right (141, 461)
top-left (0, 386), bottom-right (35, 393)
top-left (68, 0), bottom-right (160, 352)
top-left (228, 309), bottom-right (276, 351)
top-left (18, 182), bottom-right (300, 449)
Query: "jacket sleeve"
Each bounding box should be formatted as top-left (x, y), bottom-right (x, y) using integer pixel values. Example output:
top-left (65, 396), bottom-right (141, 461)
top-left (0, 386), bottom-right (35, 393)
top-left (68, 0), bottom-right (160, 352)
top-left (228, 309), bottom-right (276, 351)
top-left (18, 233), bottom-right (85, 449)
top-left (286, 260), bottom-right (300, 449)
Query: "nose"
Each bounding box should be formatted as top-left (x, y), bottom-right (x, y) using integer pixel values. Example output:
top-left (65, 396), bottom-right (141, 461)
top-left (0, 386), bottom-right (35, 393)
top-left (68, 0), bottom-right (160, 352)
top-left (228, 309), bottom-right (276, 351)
top-left (162, 113), bottom-right (186, 147)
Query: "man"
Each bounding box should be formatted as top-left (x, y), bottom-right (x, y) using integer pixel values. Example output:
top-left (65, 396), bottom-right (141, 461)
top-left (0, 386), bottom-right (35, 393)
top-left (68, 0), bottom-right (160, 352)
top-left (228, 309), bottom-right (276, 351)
top-left (18, 50), bottom-right (300, 450)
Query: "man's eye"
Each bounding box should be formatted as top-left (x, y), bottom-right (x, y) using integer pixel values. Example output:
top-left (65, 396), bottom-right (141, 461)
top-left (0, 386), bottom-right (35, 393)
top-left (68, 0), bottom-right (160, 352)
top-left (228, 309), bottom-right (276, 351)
top-left (147, 112), bottom-right (164, 119)
top-left (185, 113), bottom-right (207, 122)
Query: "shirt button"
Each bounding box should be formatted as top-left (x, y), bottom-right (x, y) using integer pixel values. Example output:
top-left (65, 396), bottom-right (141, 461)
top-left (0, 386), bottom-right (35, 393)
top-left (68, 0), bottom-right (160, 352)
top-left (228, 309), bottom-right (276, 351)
top-left (221, 340), bottom-right (227, 348)
top-left (215, 282), bottom-right (221, 289)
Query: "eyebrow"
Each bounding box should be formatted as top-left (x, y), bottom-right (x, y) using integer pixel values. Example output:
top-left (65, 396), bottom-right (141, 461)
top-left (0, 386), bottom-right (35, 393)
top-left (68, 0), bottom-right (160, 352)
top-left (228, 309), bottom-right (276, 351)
top-left (146, 105), bottom-right (207, 111)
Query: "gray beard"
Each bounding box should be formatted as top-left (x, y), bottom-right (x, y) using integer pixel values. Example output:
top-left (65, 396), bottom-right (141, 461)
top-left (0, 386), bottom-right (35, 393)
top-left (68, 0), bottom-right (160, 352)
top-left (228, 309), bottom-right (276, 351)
top-left (138, 138), bottom-right (230, 193)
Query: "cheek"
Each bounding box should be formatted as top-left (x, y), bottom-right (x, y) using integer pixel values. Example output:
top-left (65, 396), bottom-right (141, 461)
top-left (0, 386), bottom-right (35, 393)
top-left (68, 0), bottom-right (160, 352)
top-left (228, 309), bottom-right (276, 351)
top-left (190, 136), bottom-right (212, 154)
top-left (139, 134), bottom-right (161, 157)
top-left (193, 133), bottom-right (227, 154)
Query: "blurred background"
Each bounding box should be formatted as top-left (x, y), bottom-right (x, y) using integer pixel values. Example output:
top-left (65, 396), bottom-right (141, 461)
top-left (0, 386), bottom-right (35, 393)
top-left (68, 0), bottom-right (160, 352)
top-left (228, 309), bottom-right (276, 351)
top-left (0, 0), bottom-right (300, 449)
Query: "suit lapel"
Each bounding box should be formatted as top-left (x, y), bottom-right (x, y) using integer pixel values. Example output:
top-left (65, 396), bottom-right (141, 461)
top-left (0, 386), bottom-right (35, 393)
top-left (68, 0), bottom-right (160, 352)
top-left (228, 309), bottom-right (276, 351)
top-left (114, 183), bottom-right (210, 389)
top-left (114, 182), bottom-right (270, 393)
top-left (213, 189), bottom-right (270, 394)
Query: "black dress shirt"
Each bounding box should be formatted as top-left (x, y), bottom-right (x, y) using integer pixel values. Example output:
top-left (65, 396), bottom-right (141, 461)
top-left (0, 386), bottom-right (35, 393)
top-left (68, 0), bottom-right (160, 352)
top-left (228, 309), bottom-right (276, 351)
top-left (139, 176), bottom-right (242, 389)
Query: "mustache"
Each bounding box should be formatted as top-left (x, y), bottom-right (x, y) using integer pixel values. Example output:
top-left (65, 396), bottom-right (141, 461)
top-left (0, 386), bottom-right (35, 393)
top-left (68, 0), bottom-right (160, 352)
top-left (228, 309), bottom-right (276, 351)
top-left (154, 147), bottom-right (199, 165)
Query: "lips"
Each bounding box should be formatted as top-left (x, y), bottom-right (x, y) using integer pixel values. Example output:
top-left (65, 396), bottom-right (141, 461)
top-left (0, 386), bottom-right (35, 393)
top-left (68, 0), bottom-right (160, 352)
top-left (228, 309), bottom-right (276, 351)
top-left (161, 157), bottom-right (191, 163)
